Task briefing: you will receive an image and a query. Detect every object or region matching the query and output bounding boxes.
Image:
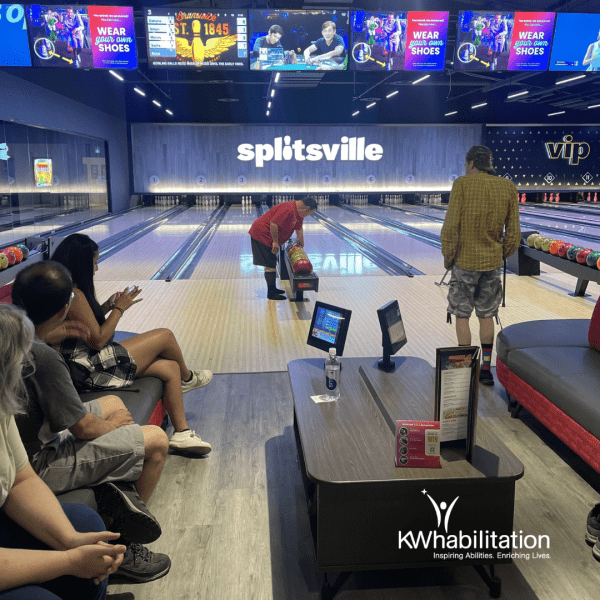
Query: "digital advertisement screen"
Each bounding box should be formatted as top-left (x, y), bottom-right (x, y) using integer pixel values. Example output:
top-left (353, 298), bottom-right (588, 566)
top-left (27, 5), bottom-right (136, 69)
top-left (350, 11), bottom-right (447, 71)
top-left (0, 4), bottom-right (31, 66)
top-left (34, 158), bottom-right (52, 187)
top-left (549, 13), bottom-right (600, 71)
top-left (145, 8), bottom-right (248, 69)
top-left (248, 9), bottom-right (349, 71)
top-left (508, 12), bottom-right (555, 70)
top-left (455, 10), bottom-right (514, 71)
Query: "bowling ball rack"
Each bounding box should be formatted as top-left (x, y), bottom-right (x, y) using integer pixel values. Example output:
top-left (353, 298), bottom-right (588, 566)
top-left (278, 247), bottom-right (319, 302)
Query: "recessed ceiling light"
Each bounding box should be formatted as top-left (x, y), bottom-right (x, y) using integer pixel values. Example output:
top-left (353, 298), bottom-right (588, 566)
top-left (270, 90), bottom-right (275, 97)
top-left (472, 102), bottom-right (487, 109)
top-left (266, 110), bottom-right (270, 116)
top-left (386, 91), bottom-right (399, 98)
top-left (166, 109), bottom-right (173, 115)
top-left (366, 102), bottom-right (376, 109)
top-left (134, 87), bottom-right (145, 96)
top-left (507, 90), bottom-right (528, 99)
top-left (109, 70), bottom-right (123, 81)
top-left (352, 110), bottom-right (360, 116)
top-left (445, 111), bottom-right (457, 116)
top-left (274, 72), bottom-right (280, 83)
top-left (548, 110), bottom-right (565, 116)
top-left (152, 100), bottom-right (161, 108)
top-left (588, 103), bottom-right (600, 109)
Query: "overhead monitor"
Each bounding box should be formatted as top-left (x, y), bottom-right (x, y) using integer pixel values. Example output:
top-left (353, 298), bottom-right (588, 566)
top-left (145, 7), bottom-right (248, 69)
top-left (306, 301), bottom-right (352, 356)
top-left (549, 13), bottom-right (600, 71)
top-left (27, 5), bottom-right (137, 69)
top-left (377, 300), bottom-right (407, 371)
top-left (0, 5), bottom-right (32, 66)
top-left (248, 9), bottom-right (349, 71)
top-left (455, 11), bottom-right (555, 71)
top-left (350, 11), bottom-right (448, 71)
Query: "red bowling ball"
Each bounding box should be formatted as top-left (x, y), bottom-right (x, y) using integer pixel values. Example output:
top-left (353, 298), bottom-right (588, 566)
top-left (577, 248), bottom-right (593, 264)
top-left (557, 243), bottom-right (573, 258)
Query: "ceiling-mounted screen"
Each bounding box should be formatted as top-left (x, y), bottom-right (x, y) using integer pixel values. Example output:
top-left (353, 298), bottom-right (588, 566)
top-left (350, 11), bottom-right (448, 71)
top-left (455, 11), bottom-right (555, 71)
top-left (248, 9), bottom-right (349, 71)
top-left (145, 7), bottom-right (248, 69)
top-left (549, 13), bottom-right (600, 71)
top-left (0, 4), bottom-right (32, 66)
top-left (27, 5), bottom-right (137, 69)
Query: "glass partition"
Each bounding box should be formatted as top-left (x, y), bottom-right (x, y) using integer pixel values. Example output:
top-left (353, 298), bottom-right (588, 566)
top-left (0, 120), bottom-right (109, 246)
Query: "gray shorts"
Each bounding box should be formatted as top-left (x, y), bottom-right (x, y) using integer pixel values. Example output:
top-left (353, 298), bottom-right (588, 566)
top-left (447, 265), bottom-right (502, 319)
top-left (32, 400), bottom-right (145, 495)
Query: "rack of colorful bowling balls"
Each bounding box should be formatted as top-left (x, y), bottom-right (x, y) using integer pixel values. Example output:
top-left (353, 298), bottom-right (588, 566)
top-left (286, 242), bottom-right (313, 275)
top-left (526, 233), bottom-right (600, 269)
top-left (0, 245), bottom-right (30, 271)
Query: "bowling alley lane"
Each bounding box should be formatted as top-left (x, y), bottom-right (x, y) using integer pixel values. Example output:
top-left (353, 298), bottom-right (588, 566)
top-left (324, 205), bottom-right (447, 276)
top-left (94, 205), bottom-right (213, 281)
top-left (188, 203), bottom-right (386, 280)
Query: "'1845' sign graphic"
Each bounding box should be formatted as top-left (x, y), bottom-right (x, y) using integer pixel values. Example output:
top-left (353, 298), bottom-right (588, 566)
top-left (545, 135), bottom-right (590, 165)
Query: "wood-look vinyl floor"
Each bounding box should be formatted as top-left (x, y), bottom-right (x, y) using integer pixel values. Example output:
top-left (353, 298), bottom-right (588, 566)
top-left (107, 370), bottom-right (600, 600)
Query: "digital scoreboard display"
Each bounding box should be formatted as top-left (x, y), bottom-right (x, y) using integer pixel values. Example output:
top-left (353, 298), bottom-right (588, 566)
top-left (306, 301), bottom-right (352, 355)
top-left (0, 4), bottom-right (31, 66)
top-left (550, 13), bottom-right (600, 71)
top-left (248, 9), bottom-right (349, 71)
top-left (350, 11), bottom-right (448, 71)
top-left (145, 8), bottom-right (248, 69)
top-left (455, 11), bottom-right (555, 71)
top-left (27, 5), bottom-right (137, 69)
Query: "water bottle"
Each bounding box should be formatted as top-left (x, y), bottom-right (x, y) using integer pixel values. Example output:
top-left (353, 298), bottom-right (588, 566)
top-left (325, 348), bottom-right (341, 400)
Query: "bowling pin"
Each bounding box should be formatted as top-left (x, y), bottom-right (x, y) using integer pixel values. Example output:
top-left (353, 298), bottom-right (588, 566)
top-left (544, 193), bottom-right (547, 202)
top-left (556, 193), bottom-right (560, 203)
top-left (588, 192), bottom-right (592, 202)
top-left (549, 193), bottom-right (554, 203)
top-left (595, 192), bottom-right (598, 202)
top-left (192, 20), bottom-right (204, 63)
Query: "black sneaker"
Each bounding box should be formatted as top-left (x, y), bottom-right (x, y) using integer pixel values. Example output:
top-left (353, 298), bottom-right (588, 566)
top-left (111, 543), bottom-right (171, 584)
top-left (586, 503), bottom-right (600, 545)
top-left (479, 369), bottom-right (494, 386)
top-left (267, 292), bottom-right (286, 300)
top-left (95, 482), bottom-right (161, 544)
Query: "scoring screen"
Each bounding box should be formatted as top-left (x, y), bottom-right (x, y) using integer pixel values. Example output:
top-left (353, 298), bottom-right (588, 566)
top-left (145, 8), bottom-right (248, 69)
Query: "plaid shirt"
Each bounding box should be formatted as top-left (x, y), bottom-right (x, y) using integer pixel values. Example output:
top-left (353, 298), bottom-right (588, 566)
top-left (441, 172), bottom-right (520, 272)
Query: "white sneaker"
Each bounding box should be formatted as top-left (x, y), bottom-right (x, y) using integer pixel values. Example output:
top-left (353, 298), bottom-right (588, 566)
top-left (181, 369), bottom-right (213, 393)
top-left (169, 430), bottom-right (212, 455)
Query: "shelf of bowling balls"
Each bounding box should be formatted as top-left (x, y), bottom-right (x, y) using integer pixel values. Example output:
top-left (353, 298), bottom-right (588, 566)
top-left (523, 233), bottom-right (600, 296)
top-left (279, 242), bottom-right (318, 302)
top-left (0, 244), bottom-right (42, 288)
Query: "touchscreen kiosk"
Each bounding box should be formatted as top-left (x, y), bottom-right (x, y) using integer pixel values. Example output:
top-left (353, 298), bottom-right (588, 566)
top-left (306, 301), bottom-right (352, 356)
top-left (377, 300), bottom-right (407, 371)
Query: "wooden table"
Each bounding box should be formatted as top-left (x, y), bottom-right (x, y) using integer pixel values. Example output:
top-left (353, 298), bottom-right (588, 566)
top-left (288, 356), bottom-right (524, 599)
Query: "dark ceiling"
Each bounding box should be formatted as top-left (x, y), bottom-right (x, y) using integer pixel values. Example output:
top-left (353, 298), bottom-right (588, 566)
top-left (6, 0), bottom-right (600, 125)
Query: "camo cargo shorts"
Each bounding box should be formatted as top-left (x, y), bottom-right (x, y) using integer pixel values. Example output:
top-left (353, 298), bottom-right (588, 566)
top-left (447, 265), bottom-right (503, 319)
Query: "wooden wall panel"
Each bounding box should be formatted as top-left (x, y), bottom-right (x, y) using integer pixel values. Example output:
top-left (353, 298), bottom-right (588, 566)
top-left (132, 124), bottom-right (481, 194)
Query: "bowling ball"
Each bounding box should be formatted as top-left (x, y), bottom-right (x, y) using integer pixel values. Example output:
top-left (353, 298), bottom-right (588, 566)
top-left (587, 251), bottom-right (600, 268)
top-left (293, 258), bottom-right (312, 274)
top-left (577, 248), bottom-right (593, 264)
top-left (17, 244), bottom-right (29, 260)
top-left (557, 243), bottom-right (573, 258)
top-left (0, 253), bottom-right (7, 271)
top-left (0, 249), bottom-right (16, 266)
top-left (7, 246), bottom-right (22, 263)
top-left (534, 236), bottom-right (547, 250)
top-left (541, 238), bottom-right (554, 253)
top-left (526, 233), bottom-right (540, 247)
top-left (549, 240), bottom-right (563, 255)
top-left (567, 245), bottom-right (582, 261)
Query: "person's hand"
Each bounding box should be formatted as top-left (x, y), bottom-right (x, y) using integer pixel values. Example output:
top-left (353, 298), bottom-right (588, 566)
top-left (66, 530), bottom-right (121, 550)
top-left (42, 321), bottom-right (91, 345)
top-left (107, 408), bottom-right (134, 428)
top-left (271, 242), bottom-right (280, 255)
top-left (114, 286), bottom-right (143, 313)
top-left (66, 541), bottom-right (126, 583)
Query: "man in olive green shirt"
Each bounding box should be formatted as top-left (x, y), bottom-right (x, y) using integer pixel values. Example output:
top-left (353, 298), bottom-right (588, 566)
top-left (440, 145), bottom-right (520, 385)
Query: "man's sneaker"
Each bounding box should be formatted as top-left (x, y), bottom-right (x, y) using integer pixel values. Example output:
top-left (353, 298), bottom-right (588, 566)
top-left (169, 430), bottom-right (212, 455)
top-left (111, 543), bottom-right (171, 584)
top-left (479, 369), bottom-right (494, 386)
top-left (95, 482), bottom-right (161, 544)
top-left (182, 369), bottom-right (213, 393)
top-left (586, 503), bottom-right (600, 544)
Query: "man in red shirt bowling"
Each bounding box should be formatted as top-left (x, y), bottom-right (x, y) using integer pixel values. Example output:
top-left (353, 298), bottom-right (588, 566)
top-left (249, 196), bottom-right (317, 300)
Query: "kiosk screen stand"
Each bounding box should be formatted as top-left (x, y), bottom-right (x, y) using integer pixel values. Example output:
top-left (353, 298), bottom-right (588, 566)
top-left (377, 300), bottom-right (407, 372)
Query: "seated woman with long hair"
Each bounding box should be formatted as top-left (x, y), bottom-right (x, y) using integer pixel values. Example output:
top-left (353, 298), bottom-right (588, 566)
top-left (50, 233), bottom-right (212, 455)
top-left (0, 304), bottom-right (126, 600)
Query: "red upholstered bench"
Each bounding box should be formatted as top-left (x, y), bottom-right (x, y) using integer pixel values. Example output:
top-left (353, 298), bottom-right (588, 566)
top-left (496, 295), bottom-right (600, 474)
